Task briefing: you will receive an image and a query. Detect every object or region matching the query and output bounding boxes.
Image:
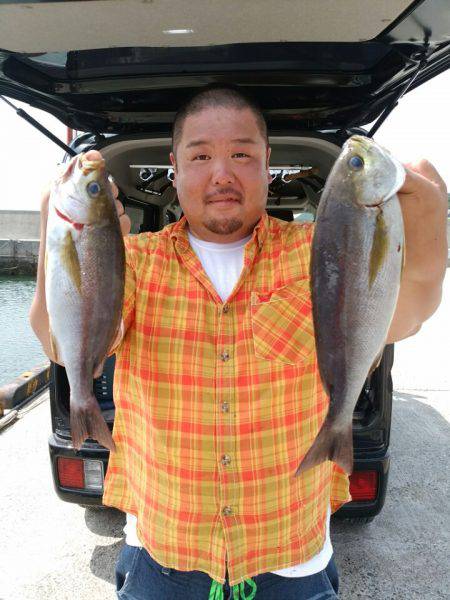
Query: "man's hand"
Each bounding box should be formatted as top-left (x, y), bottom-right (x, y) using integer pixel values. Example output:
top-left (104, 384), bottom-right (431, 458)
top-left (386, 159), bottom-right (448, 343)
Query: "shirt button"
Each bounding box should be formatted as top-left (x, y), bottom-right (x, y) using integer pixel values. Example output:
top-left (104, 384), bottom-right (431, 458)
top-left (221, 454), bottom-right (231, 466)
top-left (220, 351), bottom-right (230, 362)
top-left (221, 402), bottom-right (229, 413)
top-left (222, 304), bottom-right (230, 314)
top-left (222, 506), bottom-right (233, 516)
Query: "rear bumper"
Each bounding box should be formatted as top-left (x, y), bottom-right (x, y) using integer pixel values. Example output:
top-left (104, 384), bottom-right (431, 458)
top-left (49, 433), bottom-right (390, 516)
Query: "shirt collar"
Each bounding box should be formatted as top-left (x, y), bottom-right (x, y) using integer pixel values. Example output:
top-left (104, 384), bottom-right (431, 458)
top-left (170, 211), bottom-right (270, 254)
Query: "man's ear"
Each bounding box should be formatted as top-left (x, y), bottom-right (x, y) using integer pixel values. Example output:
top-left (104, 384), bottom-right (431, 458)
top-left (266, 146), bottom-right (272, 183)
top-left (169, 151), bottom-right (177, 188)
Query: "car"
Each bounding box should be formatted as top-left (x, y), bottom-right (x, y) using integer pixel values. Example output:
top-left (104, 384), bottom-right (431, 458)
top-left (1, 0), bottom-right (448, 522)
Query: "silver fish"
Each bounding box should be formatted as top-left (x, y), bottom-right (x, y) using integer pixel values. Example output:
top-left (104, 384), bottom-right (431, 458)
top-left (295, 135), bottom-right (405, 476)
top-left (45, 153), bottom-right (125, 452)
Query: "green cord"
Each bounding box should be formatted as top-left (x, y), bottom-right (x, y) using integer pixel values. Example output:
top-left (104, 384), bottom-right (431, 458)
top-left (208, 580), bottom-right (223, 599)
top-left (208, 578), bottom-right (257, 600)
top-left (237, 578), bottom-right (257, 599)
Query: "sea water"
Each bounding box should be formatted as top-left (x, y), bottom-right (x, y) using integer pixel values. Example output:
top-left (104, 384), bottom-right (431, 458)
top-left (0, 276), bottom-right (47, 387)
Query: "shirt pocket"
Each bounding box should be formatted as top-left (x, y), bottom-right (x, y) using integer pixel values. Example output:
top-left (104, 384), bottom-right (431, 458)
top-left (250, 279), bottom-right (315, 365)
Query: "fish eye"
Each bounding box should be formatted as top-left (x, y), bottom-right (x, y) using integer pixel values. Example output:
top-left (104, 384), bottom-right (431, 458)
top-left (86, 181), bottom-right (101, 197)
top-left (348, 155), bottom-right (364, 170)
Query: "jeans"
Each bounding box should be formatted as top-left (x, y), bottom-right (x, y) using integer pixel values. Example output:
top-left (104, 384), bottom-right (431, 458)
top-left (115, 543), bottom-right (339, 599)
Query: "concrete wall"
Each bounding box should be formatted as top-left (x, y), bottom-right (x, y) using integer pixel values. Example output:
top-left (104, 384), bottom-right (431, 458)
top-left (0, 210), bottom-right (41, 240)
top-left (0, 239), bottom-right (39, 275)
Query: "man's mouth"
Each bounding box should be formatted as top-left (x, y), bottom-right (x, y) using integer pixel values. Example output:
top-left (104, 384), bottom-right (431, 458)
top-left (208, 197), bottom-right (241, 205)
top-left (206, 188), bottom-right (243, 205)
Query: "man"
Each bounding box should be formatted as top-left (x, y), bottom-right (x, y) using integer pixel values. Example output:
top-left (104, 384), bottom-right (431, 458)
top-left (30, 84), bottom-right (448, 599)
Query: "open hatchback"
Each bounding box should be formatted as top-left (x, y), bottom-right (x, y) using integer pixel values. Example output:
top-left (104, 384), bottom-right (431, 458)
top-left (1, 0), bottom-right (448, 521)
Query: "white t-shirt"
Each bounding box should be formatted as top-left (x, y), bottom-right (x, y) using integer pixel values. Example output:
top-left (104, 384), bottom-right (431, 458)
top-left (123, 229), bottom-right (333, 577)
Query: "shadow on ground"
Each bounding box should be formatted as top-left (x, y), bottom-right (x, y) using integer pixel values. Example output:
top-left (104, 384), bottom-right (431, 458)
top-left (331, 393), bottom-right (449, 599)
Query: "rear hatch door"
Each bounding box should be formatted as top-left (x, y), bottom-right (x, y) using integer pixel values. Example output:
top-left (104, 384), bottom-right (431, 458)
top-left (0, 0), bottom-right (448, 133)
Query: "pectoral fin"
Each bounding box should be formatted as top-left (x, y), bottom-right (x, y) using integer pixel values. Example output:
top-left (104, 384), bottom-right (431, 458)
top-left (60, 230), bottom-right (82, 293)
top-left (369, 211), bottom-right (389, 288)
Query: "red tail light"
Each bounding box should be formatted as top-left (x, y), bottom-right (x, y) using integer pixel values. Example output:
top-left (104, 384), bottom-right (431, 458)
top-left (349, 470), bottom-right (378, 501)
top-left (57, 457), bottom-right (84, 489)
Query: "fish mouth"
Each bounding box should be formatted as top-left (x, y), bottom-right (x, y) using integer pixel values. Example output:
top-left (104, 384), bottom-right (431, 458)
top-left (78, 153), bottom-right (106, 176)
top-left (347, 135), bottom-right (372, 153)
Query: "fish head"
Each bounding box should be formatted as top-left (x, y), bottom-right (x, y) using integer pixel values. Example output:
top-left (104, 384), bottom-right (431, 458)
top-left (339, 135), bottom-right (405, 208)
top-left (52, 153), bottom-right (115, 225)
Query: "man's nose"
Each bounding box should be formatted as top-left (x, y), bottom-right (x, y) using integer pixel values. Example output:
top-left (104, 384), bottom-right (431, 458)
top-left (212, 160), bottom-right (235, 186)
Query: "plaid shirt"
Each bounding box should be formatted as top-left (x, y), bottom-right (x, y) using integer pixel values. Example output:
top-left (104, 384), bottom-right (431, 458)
top-left (103, 212), bottom-right (351, 588)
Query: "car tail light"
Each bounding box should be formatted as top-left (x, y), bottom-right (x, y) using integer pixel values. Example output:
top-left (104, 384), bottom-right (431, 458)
top-left (58, 457), bottom-right (84, 488)
top-left (84, 460), bottom-right (104, 491)
top-left (57, 458), bottom-right (104, 491)
top-left (349, 470), bottom-right (378, 501)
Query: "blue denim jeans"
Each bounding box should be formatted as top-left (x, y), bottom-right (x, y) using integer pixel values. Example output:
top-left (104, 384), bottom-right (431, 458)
top-left (115, 543), bottom-right (339, 599)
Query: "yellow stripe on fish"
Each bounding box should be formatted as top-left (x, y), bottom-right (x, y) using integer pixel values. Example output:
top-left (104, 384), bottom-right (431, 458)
top-left (369, 210), bottom-right (389, 288)
top-left (60, 229), bottom-right (82, 293)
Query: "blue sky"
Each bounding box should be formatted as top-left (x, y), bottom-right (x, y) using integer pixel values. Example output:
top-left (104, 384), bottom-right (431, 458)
top-left (0, 70), bottom-right (448, 212)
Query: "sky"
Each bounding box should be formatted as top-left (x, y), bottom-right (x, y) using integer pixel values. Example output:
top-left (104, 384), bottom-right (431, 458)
top-left (0, 69), bottom-right (448, 212)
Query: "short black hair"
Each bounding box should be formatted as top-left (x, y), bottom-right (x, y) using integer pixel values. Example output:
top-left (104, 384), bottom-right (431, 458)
top-left (171, 83), bottom-right (268, 156)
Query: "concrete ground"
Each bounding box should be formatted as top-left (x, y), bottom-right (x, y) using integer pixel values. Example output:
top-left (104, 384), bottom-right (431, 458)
top-left (0, 275), bottom-right (448, 600)
top-left (332, 272), bottom-right (450, 599)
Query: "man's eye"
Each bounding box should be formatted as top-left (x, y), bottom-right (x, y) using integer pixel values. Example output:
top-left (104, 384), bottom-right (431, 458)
top-left (233, 153), bottom-right (249, 158)
top-left (193, 154), bottom-right (210, 161)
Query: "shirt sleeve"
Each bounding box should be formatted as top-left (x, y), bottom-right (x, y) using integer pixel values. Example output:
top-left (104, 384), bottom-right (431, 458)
top-left (107, 235), bottom-right (136, 355)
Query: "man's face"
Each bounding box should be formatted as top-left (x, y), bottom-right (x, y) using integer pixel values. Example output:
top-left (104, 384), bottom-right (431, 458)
top-left (170, 106), bottom-right (271, 242)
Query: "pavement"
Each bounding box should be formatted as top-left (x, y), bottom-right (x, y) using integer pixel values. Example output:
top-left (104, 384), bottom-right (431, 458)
top-left (0, 275), bottom-right (449, 600)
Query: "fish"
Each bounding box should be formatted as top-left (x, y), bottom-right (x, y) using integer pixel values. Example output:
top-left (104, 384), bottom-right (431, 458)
top-left (295, 135), bottom-right (405, 476)
top-left (45, 152), bottom-right (125, 452)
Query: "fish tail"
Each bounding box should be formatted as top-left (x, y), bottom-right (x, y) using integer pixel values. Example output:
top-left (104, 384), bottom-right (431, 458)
top-left (70, 393), bottom-right (116, 453)
top-left (294, 421), bottom-right (353, 475)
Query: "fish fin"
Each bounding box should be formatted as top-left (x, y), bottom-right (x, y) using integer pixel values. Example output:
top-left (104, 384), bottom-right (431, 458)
top-left (294, 421), bottom-right (353, 476)
top-left (49, 328), bottom-right (59, 363)
top-left (70, 393), bottom-right (116, 452)
top-left (368, 348), bottom-right (384, 376)
top-left (93, 359), bottom-right (106, 380)
top-left (401, 238), bottom-right (406, 274)
top-left (60, 230), bottom-right (82, 293)
top-left (369, 210), bottom-right (388, 288)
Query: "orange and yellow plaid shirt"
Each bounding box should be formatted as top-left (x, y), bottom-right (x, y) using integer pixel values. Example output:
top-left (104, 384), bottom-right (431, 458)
top-left (103, 212), bottom-right (351, 591)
